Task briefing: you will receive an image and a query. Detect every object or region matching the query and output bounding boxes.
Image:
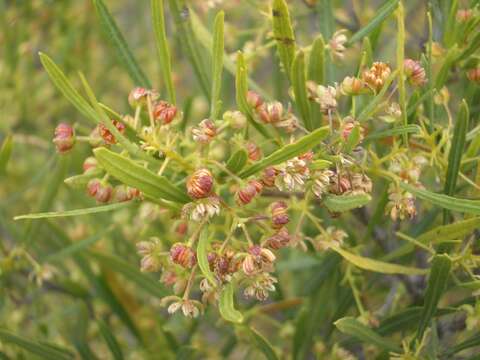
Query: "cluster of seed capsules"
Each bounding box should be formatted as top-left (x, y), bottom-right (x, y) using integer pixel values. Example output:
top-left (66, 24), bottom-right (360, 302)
top-left (52, 59), bottom-right (434, 318)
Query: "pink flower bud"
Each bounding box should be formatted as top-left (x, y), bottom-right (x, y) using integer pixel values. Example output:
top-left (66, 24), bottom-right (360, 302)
top-left (404, 59), bottom-right (427, 87)
top-left (236, 180), bottom-right (263, 205)
top-left (192, 119), bottom-right (217, 144)
top-left (53, 123), bottom-right (75, 154)
top-left (467, 68), bottom-right (480, 84)
top-left (261, 167), bottom-right (278, 187)
top-left (265, 227), bottom-right (291, 250)
top-left (82, 157), bottom-right (98, 173)
top-left (246, 90), bottom-right (264, 109)
top-left (128, 87), bottom-right (148, 108)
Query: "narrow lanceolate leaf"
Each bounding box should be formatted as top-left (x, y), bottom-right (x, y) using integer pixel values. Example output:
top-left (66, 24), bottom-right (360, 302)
top-left (89, 251), bottom-right (167, 298)
top-left (384, 217), bottom-right (480, 260)
top-left (400, 183), bottom-right (480, 215)
top-left (323, 193), bottom-right (371, 213)
top-left (151, 0), bottom-right (176, 104)
top-left (94, 147), bottom-right (190, 203)
top-left (0, 135), bottom-right (13, 175)
top-left (226, 149), bottom-right (248, 173)
top-left (79, 73), bottom-right (159, 165)
top-left (416, 255), bottom-right (452, 340)
top-left (332, 246), bottom-right (427, 275)
top-left (97, 319), bottom-right (124, 360)
top-left (335, 317), bottom-right (401, 352)
top-left (197, 228), bottom-right (217, 286)
top-left (168, 0), bottom-right (210, 99)
top-left (272, 0), bottom-right (296, 81)
top-left (239, 126), bottom-right (329, 178)
top-left (396, 1), bottom-right (408, 144)
top-left (347, 0), bottom-right (400, 45)
top-left (246, 327), bottom-right (279, 360)
top-left (64, 169), bottom-right (103, 189)
top-left (14, 202), bottom-right (134, 220)
top-left (210, 11), bottom-right (224, 120)
top-left (343, 126), bottom-right (361, 153)
top-left (39, 53), bottom-right (97, 122)
top-left (235, 52), bottom-right (271, 139)
top-left (93, 0), bottom-right (151, 88)
top-left (445, 333), bottom-right (480, 357)
top-left (308, 35), bottom-right (325, 85)
top-left (364, 125), bottom-right (420, 141)
top-left (0, 329), bottom-right (74, 360)
top-left (444, 100), bottom-right (469, 196)
top-left (189, 9), bottom-right (269, 99)
top-left (291, 51), bottom-right (313, 131)
top-left (219, 283), bottom-right (243, 323)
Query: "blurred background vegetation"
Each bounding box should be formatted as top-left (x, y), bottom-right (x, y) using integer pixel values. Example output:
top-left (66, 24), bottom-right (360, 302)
top-left (1, 0), bottom-right (479, 359)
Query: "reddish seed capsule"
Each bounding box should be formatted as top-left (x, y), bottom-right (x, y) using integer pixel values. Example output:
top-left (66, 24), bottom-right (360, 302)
top-left (246, 142), bottom-right (262, 161)
top-left (87, 179), bottom-right (112, 203)
top-left (467, 68), bottom-right (480, 84)
top-left (53, 123), bottom-right (75, 154)
top-left (265, 227), bottom-right (291, 250)
top-left (82, 157), bottom-right (98, 173)
top-left (187, 169), bottom-right (214, 199)
top-left (175, 222), bottom-right (188, 236)
top-left (153, 101), bottom-right (178, 125)
top-left (261, 167), bottom-right (278, 187)
top-left (113, 185), bottom-right (140, 202)
top-left (404, 59), bottom-right (427, 87)
top-left (128, 87), bottom-right (148, 108)
top-left (236, 180), bottom-right (263, 205)
top-left (170, 243), bottom-right (196, 268)
top-left (192, 119), bottom-right (217, 144)
top-left (271, 201), bottom-right (289, 229)
top-left (246, 90), bottom-right (264, 109)
top-left (99, 120), bottom-right (126, 145)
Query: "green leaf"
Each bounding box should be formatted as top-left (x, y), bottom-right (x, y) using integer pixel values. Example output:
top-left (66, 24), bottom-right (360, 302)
top-left (347, 0), bottom-right (399, 45)
top-left (308, 35), bottom-right (325, 85)
top-left (0, 135), bottom-right (13, 176)
top-left (456, 29), bottom-right (480, 62)
top-left (400, 182), bottom-right (480, 215)
top-left (384, 217), bottom-right (480, 260)
top-left (238, 126), bottom-right (329, 178)
top-left (235, 52), bottom-right (271, 139)
top-left (443, 0), bottom-right (459, 47)
top-left (14, 202), bottom-right (134, 220)
top-left (197, 228), bottom-right (217, 286)
top-left (151, 0), bottom-right (176, 104)
top-left (272, 0), bottom-right (296, 81)
top-left (64, 169), bottom-right (103, 189)
top-left (291, 51), bottom-right (313, 131)
top-left (335, 317), bottom-right (400, 352)
top-left (97, 319), bottom-right (124, 360)
top-left (188, 9), bottom-right (269, 100)
top-left (93, 0), bottom-right (150, 87)
top-left (444, 333), bottom-right (480, 356)
top-left (310, 159), bottom-right (332, 170)
top-left (364, 125), bottom-right (420, 141)
top-left (0, 329), bottom-right (74, 360)
top-left (219, 283), bottom-right (243, 323)
top-left (94, 147), bottom-right (189, 203)
top-left (39, 53), bottom-right (98, 123)
top-left (416, 255), bottom-right (452, 340)
top-left (323, 193), bottom-right (371, 212)
top-left (167, 0), bottom-right (210, 99)
top-left (211, 11), bottom-right (224, 120)
top-left (226, 149), bottom-right (248, 174)
top-left (343, 125), bottom-right (361, 153)
top-left (89, 251), bottom-right (167, 298)
top-left (444, 100), bottom-right (469, 196)
top-left (332, 246), bottom-right (427, 275)
top-left (245, 326), bottom-right (278, 360)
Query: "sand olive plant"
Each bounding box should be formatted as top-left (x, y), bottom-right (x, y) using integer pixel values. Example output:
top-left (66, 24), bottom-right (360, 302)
top-left (1, 0), bottom-right (480, 358)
